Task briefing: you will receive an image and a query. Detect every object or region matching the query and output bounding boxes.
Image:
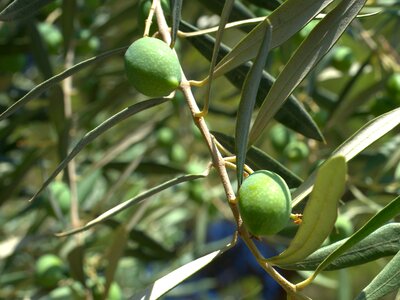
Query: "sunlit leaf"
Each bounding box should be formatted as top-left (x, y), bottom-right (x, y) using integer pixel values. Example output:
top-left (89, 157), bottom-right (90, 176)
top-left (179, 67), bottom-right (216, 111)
top-left (181, 21), bottom-right (323, 141)
top-left (268, 156), bottom-right (347, 265)
top-left (354, 250), bottom-right (400, 300)
top-left (213, 0), bottom-right (334, 77)
top-left (278, 223), bottom-right (400, 271)
top-left (249, 0), bottom-right (366, 144)
top-left (130, 243), bottom-right (234, 300)
top-left (308, 195), bottom-right (400, 281)
top-left (292, 107), bottom-right (400, 207)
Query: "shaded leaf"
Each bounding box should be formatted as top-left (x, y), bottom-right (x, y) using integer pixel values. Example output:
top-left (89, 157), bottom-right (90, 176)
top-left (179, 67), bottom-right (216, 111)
top-left (212, 131), bottom-right (302, 188)
top-left (105, 219), bottom-right (175, 259)
top-left (292, 107), bottom-right (400, 207)
top-left (0, 46), bottom-right (127, 121)
top-left (268, 156), bottom-right (347, 265)
top-left (235, 21), bottom-right (272, 186)
top-left (354, 250), bottom-right (400, 300)
top-left (278, 223), bottom-right (400, 271)
top-left (104, 225), bottom-right (129, 298)
top-left (130, 243), bottom-right (234, 300)
top-left (56, 172), bottom-right (208, 237)
top-left (67, 245), bottom-right (85, 284)
top-left (249, 0), bottom-right (366, 144)
top-left (170, 0), bottom-right (182, 47)
top-left (30, 98), bottom-right (169, 203)
top-left (181, 21), bottom-right (323, 141)
top-left (0, 0), bottom-right (55, 21)
top-left (197, 0), bottom-right (254, 25)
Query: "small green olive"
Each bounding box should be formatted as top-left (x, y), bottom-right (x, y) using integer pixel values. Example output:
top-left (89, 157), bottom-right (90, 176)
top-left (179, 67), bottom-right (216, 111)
top-left (331, 46), bottom-right (354, 72)
top-left (238, 170), bottom-right (292, 236)
top-left (35, 254), bottom-right (66, 289)
top-left (124, 37), bottom-right (181, 97)
top-left (283, 141), bottom-right (309, 162)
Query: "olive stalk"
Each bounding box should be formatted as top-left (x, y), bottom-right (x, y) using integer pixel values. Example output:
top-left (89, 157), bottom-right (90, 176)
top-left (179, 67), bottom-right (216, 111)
top-left (155, 5), bottom-right (299, 297)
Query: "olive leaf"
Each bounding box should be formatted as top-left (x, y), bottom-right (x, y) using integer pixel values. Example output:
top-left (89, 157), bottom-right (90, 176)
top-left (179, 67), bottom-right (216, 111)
top-left (235, 21), bottom-right (272, 186)
top-left (29, 98), bottom-right (168, 203)
top-left (267, 156), bottom-right (347, 265)
top-left (292, 107), bottom-right (400, 207)
top-left (277, 223), bottom-right (400, 271)
top-left (0, 0), bottom-right (55, 21)
top-left (249, 0), bottom-right (367, 145)
top-left (56, 172), bottom-right (208, 237)
top-left (354, 250), bottom-right (400, 300)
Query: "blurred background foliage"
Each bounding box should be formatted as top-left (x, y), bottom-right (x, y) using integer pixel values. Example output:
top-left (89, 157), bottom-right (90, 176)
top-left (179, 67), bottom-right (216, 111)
top-left (0, 0), bottom-right (399, 299)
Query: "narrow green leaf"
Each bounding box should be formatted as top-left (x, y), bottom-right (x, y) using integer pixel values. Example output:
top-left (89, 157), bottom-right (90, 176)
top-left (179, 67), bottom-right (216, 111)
top-left (56, 173), bottom-right (207, 237)
top-left (278, 223), bottom-right (400, 271)
top-left (104, 225), bottom-right (129, 298)
top-left (212, 131), bottom-right (302, 187)
top-left (30, 98), bottom-right (168, 203)
top-left (246, 0), bottom-right (282, 11)
top-left (0, 46), bottom-right (127, 121)
top-left (292, 107), bottom-right (400, 207)
top-left (249, 0), bottom-right (367, 144)
top-left (0, 149), bottom-right (42, 206)
top-left (202, 0), bottom-right (234, 115)
top-left (310, 195), bottom-right (400, 279)
top-left (213, 0), bottom-right (334, 77)
top-left (181, 21), bottom-right (323, 141)
top-left (235, 21), bottom-right (272, 186)
top-left (0, 0), bottom-right (54, 21)
top-left (354, 250), bottom-right (400, 300)
top-left (105, 220), bottom-right (174, 259)
top-left (170, 0), bottom-right (182, 48)
top-left (197, 0), bottom-right (254, 25)
top-left (268, 156), bottom-right (347, 265)
top-left (29, 20), bottom-right (53, 78)
top-left (130, 243), bottom-right (234, 300)
top-left (61, 0), bottom-right (76, 52)
top-left (67, 245), bottom-right (85, 284)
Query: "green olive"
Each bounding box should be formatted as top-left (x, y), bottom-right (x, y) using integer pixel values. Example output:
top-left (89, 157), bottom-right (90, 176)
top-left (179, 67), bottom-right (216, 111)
top-left (269, 124), bottom-right (293, 152)
top-left (386, 73), bottom-right (400, 100)
top-left (331, 46), bottom-right (354, 72)
top-left (138, 0), bottom-right (170, 35)
top-left (35, 254), bottom-right (66, 289)
top-left (329, 215), bottom-right (353, 243)
top-left (238, 170), bottom-right (292, 236)
top-left (283, 141), bottom-right (309, 162)
top-left (124, 37), bottom-right (181, 97)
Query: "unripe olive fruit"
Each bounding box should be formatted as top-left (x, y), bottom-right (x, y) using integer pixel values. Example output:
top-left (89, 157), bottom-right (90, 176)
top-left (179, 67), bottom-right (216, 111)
top-left (138, 0), bottom-right (170, 35)
top-left (386, 73), bottom-right (400, 99)
top-left (331, 46), bottom-right (354, 72)
top-left (283, 141), bottom-right (309, 162)
top-left (124, 37), bottom-right (181, 97)
top-left (269, 124), bottom-right (293, 152)
top-left (35, 254), bottom-right (66, 288)
top-left (329, 215), bottom-right (354, 243)
top-left (238, 170), bottom-right (292, 236)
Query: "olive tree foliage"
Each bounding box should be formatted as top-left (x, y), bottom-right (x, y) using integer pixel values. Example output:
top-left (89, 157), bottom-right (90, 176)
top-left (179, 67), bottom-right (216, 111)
top-left (0, 0), bottom-right (399, 299)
